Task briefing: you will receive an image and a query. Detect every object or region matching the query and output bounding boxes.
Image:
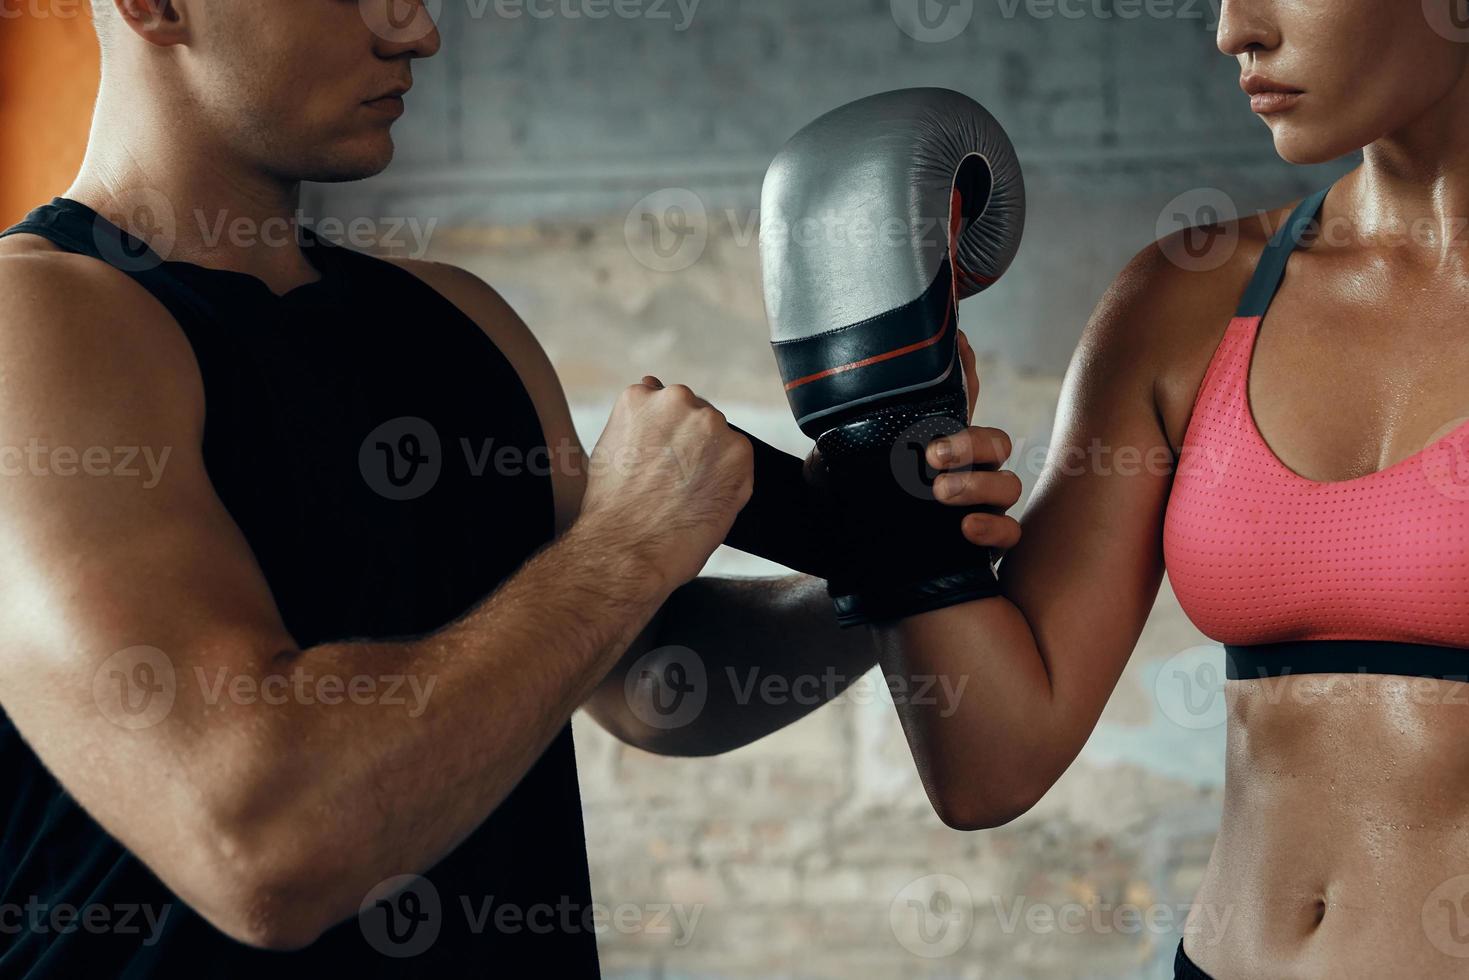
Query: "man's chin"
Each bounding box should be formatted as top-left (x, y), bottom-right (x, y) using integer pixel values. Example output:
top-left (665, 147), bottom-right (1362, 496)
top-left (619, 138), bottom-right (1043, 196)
top-left (299, 136), bottom-right (396, 184)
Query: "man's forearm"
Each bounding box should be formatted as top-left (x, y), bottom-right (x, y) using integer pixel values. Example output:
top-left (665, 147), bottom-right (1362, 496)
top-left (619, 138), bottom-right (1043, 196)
top-left (206, 516), bottom-right (671, 948)
top-left (591, 573), bottom-right (880, 757)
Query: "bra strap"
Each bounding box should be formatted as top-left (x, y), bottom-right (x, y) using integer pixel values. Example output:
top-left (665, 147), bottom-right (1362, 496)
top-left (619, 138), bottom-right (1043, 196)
top-left (1226, 639), bottom-right (1469, 681)
top-left (1235, 184), bottom-right (1332, 319)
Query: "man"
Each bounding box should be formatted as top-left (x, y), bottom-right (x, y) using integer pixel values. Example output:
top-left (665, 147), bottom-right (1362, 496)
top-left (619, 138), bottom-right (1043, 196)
top-left (0, 1), bottom-right (904, 975)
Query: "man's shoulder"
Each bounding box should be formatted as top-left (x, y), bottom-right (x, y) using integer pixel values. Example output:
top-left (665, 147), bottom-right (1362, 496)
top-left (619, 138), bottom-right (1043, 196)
top-left (0, 234), bottom-right (204, 413)
top-left (378, 255), bottom-right (586, 525)
top-left (379, 256), bottom-right (517, 322)
top-left (378, 256), bottom-right (556, 379)
top-left (0, 232), bottom-right (162, 311)
top-left (0, 230), bottom-right (64, 259)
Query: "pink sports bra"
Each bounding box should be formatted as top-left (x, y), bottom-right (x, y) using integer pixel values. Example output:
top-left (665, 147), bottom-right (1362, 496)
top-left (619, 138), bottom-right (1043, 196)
top-left (1162, 185), bottom-right (1469, 680)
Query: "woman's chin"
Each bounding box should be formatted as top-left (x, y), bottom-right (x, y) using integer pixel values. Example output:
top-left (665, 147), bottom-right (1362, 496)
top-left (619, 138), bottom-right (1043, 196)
top-left (1270, 126), bottom-right (1357, 167)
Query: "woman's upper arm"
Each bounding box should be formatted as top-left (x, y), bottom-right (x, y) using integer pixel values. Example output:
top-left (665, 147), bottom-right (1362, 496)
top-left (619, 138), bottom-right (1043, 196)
top-left (870, 233), bottom-right (1254, 827)
top-left (999, 240), bottom-right (1202, 728)
top-left (1002, 222), bottom-right (1261, 745)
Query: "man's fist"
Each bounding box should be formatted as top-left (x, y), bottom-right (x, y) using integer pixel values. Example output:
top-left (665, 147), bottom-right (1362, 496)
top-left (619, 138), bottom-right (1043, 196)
top-left (580, 378), bottom-right (754, 594)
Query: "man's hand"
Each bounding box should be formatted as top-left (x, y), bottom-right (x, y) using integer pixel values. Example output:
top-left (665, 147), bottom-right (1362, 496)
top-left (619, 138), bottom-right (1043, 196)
top-left (579, 377), bottom-right (755, 595)
top-left (926, 329), bottom-right (1025, 552)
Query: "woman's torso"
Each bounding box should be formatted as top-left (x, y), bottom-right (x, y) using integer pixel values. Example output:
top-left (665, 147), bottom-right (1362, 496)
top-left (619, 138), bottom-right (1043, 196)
top-left (1198, 675), bottom-right (1469, 977)
top-left (1155, 176), bottom-right (1469, 978)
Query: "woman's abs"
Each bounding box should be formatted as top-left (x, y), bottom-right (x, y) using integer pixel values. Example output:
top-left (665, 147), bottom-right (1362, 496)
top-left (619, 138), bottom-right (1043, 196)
top-left (1186, 675), bottom-right (1469, 979)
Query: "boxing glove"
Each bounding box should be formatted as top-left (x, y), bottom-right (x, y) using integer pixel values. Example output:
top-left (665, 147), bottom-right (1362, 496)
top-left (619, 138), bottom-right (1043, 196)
top-left (760, 88), bottom-right (1026, 627)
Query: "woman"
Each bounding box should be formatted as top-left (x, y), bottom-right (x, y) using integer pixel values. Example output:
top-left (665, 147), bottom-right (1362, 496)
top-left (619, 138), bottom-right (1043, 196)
top-left (898, 2), bottom-right (1469, 977)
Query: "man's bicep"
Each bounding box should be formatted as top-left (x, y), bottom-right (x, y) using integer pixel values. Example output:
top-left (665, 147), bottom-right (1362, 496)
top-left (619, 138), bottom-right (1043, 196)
top-left (0, 460), bottom-right (300, 930)
top-left (0, 443), bottom-right (295, 675)
top-left (0, 261), bottom-right (299, 906)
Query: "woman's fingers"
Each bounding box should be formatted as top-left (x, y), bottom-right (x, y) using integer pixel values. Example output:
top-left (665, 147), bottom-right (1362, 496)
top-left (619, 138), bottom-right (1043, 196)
top-left (961, 511), bottom-right (1023, 550)
top-left (933, 467), bottom-right (1024, 509)
top-left (927, 425), bottom-right (1013, 471)
top-left (958, 329), bottom-right (979, 421)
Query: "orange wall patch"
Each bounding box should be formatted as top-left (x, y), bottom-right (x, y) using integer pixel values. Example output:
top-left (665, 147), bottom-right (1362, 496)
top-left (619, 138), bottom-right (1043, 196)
top-left (0, 6), bottom-right (100, 226)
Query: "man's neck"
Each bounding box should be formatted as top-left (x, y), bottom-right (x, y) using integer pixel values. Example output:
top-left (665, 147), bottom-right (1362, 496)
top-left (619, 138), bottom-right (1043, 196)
top-left (66, 98), bottom-right (322, 295)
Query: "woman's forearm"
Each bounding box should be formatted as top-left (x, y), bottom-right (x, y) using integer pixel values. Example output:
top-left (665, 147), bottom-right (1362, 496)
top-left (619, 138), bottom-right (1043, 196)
top-left (873, 590), bottom-right (1073, 830)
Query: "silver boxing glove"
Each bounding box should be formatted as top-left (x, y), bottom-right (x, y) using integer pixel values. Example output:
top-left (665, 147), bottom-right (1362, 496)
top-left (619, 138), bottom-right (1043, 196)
top-left (760, 88), bottom-right (1026, 627)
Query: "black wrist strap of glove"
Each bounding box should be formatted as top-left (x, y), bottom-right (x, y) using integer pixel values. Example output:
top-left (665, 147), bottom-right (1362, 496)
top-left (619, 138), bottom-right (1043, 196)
top-left (722, 415), bottom-right (999, 627)
top-left (830, 566), bottom-right (1000, 628)
top-left (810, 390), bottom-right (1001, 627)
top-left (723, 425), bottom-right (834, 580)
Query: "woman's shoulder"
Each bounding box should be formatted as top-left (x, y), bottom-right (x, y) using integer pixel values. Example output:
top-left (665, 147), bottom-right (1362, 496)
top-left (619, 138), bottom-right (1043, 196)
top-left (1115, 200), bottom-right (1295, 328)
top-left (1081, 197), bottom-right (1303, 453)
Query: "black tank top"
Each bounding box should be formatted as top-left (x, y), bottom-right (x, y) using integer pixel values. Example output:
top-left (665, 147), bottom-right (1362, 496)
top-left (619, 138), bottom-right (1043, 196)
top-left (0, 200), bottom-right (601, 977)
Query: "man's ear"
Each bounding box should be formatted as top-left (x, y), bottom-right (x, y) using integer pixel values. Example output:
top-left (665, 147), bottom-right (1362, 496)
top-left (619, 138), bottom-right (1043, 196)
top-left (110, 0), bottom-right (189, 46)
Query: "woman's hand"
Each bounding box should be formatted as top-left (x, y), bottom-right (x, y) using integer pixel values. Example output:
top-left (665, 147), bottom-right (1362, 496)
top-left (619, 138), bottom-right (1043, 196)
top-left (928, 329), bottom-right (1025, 551)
